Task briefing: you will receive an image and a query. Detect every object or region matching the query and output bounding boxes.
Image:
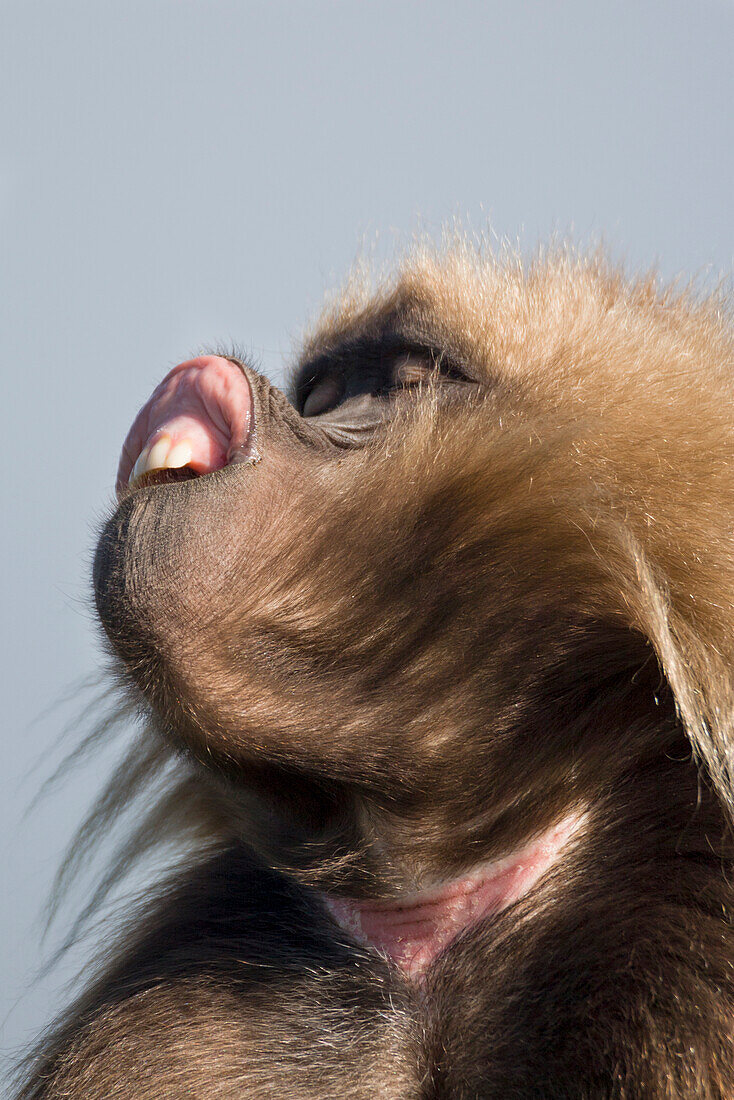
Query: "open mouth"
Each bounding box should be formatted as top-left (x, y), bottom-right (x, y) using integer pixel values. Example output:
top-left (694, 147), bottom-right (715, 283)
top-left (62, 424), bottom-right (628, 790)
top-left (117, 355), bottom-right (255, 494)
top-left (322, 812), bottom-right (584, 979)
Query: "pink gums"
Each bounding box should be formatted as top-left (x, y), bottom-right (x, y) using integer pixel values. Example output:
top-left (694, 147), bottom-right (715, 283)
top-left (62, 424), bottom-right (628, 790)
top-left (323, 813), bottom-right (583, 979)
top-left (117, 355), bottom-right (253, 492)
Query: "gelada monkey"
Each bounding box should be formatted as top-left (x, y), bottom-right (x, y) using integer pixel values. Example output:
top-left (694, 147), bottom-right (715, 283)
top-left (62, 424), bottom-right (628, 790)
top-left (19, 246), bottom-right (734, 1097)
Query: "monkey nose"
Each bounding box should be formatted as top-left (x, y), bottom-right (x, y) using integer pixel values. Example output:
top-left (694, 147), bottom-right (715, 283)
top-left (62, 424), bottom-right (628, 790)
top-left (117, 356), bottom-right (254, 494)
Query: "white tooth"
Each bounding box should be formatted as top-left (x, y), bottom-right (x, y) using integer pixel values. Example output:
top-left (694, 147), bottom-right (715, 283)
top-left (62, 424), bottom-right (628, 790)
top-left (128, 434), bottom-right (172, 485)
top-left (145, 435), bottom-right (172, 473)
top-left (130, 445), bottom-right (151, 484)
top-left (165, 440), bottom-right (193, 469)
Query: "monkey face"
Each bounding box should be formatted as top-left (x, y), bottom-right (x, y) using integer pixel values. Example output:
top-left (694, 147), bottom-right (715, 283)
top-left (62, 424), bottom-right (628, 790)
top-left (93, 252), bottom-right (734, 931)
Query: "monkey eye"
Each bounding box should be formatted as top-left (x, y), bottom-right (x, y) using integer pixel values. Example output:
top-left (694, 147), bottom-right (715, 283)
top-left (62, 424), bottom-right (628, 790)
top-left (297, 344), bottom-right (473, 420)
top-left (302, 374), bottom-right (345, 417)
top-left (393, 355), bottom-right (438, 388)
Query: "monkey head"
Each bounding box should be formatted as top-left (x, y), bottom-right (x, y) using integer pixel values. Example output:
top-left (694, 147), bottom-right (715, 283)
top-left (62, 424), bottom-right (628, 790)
top-left (93, 248), bottom-right (734, 980)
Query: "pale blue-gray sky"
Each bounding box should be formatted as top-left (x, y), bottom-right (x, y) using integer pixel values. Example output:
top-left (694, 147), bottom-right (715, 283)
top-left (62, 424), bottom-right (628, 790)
top-left (2, 0), bottom-right (733, 1084)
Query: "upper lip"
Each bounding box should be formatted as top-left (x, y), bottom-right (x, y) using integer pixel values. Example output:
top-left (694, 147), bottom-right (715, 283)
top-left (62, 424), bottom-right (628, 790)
top-left (117, 355), bottom-right (256, 495)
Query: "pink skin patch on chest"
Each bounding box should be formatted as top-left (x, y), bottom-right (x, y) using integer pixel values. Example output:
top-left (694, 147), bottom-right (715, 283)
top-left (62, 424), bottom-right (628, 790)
top-left (322, 812), bottom-right (584, 979)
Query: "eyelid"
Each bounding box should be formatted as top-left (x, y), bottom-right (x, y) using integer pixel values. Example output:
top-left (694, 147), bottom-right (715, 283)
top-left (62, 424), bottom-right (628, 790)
top-left (301, 373), bottom-right (344, 417)
top-left (394, 351), bottom-right (476, 389)
top-left (394, 356), bottom-right (437, 386)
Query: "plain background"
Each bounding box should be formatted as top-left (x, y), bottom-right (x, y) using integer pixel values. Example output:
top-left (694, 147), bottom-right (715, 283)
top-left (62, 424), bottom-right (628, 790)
top-left (2, 0), bottom-right (733, 1086)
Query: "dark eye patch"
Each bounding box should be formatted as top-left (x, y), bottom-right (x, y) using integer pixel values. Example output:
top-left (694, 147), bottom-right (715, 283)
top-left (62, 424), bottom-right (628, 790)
top-left (295, 336), bottom-right (473, 418)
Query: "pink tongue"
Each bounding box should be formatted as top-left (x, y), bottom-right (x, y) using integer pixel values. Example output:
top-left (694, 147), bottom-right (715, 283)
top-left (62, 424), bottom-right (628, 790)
top-left (117, 356), bottom-right (253, 491)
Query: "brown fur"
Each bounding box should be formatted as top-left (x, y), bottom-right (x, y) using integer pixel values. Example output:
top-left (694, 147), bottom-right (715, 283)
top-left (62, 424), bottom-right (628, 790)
top-left (19, 245), bottom-right (734, 1097)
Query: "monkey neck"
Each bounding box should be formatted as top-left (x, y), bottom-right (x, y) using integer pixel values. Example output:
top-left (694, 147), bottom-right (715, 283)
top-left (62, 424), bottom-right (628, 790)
top-left (321, 811), bottom-right (584, 979)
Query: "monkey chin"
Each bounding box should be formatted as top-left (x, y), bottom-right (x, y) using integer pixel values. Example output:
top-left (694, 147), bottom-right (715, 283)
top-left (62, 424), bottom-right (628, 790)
top-left (322, 810), bottom-right (586, 979)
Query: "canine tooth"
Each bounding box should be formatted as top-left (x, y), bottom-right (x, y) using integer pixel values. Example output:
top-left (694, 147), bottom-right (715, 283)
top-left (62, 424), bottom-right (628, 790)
top-left (129, 433), bottom-right (172, 485)
top-left (145, 435), bottom-right (172, 472)
top-left (166, 440), bottom-right (194, 468)
top-left (131, 445), bottom-right (151, 483)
